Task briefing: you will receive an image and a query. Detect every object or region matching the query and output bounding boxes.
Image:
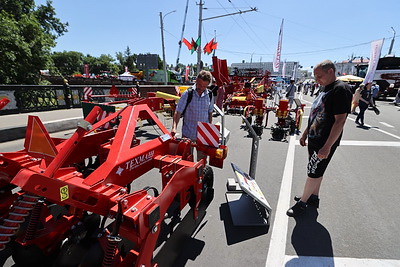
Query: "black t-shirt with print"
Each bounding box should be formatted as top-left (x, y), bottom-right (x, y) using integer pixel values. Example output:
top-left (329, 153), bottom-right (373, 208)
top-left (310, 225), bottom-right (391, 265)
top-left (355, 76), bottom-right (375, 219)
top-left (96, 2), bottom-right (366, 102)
top-left (307, 80), bottom-right (352, 148)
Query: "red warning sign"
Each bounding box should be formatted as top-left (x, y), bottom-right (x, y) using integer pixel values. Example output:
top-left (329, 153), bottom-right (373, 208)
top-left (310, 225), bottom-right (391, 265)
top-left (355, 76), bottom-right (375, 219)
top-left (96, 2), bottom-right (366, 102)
top-left (197, 122), bottom-right (220, 147)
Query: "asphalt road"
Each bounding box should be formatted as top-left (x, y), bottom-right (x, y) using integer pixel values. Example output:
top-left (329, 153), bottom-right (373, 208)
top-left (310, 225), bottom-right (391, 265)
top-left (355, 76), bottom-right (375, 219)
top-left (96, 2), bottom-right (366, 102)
top-left (1, 94), bottom-right (399, 267)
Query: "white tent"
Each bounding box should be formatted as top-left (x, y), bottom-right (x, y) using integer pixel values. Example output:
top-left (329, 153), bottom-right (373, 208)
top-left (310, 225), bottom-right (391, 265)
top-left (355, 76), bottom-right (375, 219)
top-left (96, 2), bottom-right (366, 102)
top-left (118, 72), bottom-right (135, 81)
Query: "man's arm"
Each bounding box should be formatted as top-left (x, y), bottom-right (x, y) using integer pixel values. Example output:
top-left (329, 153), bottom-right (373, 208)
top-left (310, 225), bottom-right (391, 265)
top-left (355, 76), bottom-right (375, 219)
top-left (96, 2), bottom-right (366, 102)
top-left (318, 113), bottom-right (347, 159)
top-left (171, 111), bottom-right (182, 137)
top-left (299, 127), bottom-right (309, 147)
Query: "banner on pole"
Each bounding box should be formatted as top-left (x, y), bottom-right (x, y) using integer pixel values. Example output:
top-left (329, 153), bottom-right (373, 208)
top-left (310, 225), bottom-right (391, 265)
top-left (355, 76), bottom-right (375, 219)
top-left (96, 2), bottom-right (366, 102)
top-left (364, 39), bottom-right (384, 84)
top-left (273, 19), bottom-right (284, 73)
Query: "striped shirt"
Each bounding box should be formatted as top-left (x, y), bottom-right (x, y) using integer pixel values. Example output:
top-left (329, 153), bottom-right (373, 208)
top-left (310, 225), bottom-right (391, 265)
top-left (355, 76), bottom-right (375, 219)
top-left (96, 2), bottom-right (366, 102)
top-left (176, 86), bottom-right (214, 140)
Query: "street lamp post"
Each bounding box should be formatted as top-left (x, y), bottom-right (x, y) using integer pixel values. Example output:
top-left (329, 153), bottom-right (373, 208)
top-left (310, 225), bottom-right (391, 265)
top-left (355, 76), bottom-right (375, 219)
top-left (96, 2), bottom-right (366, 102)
top-left (388, 27), bottom-right (396, 56)
top-left (160, 10), bottom-right (176, 85)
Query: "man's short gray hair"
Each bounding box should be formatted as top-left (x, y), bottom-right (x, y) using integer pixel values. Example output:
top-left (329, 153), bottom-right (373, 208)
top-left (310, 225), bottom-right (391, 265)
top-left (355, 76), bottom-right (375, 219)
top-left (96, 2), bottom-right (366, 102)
top-left (315, 60), bottom-right (336, 72)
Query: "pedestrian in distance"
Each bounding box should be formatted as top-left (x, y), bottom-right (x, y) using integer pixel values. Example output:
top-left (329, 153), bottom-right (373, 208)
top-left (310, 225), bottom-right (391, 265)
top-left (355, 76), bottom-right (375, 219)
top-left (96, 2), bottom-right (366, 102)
top-left (393, 85), bottom-right (400, 106)
top-left (286, 79), bottom-right (297, 109)
top-left (355, 82), bottom-right (376, 126)
top-left (172, 70), bottom-right (214, 160)
top-left (287, 60), bottom-right (352, 217)
top-left (371, 82), bottom-right (379, 106)
top-left (351, 84), bottom-right (364, 115)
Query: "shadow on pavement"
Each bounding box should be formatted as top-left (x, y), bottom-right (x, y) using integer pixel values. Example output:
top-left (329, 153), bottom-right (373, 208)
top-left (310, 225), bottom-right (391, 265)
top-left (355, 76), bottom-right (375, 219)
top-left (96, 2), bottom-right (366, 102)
top-left (154, 199), bottom-right (212, 267)
top-left (219, 202), bottom-right (269, 245)
top-left (289, 207), bottom-right (334, 261)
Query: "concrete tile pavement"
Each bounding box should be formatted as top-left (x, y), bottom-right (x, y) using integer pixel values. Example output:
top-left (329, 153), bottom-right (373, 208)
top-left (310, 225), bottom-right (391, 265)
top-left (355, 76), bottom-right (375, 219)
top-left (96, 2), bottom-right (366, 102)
top-left (0, 108), bottom-right (84, 143)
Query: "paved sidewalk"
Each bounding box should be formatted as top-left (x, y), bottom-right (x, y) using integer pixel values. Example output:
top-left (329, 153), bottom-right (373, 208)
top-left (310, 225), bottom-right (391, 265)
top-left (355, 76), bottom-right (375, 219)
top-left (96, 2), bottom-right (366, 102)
top-left (0, 108), bottom-right (84, 143)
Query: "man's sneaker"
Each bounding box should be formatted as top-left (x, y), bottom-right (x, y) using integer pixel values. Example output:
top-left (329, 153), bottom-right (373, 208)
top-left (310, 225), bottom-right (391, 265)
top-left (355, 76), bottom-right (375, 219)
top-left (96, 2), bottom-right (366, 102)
top-left (294, 195), bottom-right (320, 208)
top-left (286, 201), bottom-right (307, 217)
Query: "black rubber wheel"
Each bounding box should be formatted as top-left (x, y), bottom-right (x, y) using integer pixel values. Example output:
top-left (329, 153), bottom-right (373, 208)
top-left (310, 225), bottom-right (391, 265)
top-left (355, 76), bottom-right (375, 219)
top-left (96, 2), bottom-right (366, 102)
top-left (201, 166), bottom-right (214, 205)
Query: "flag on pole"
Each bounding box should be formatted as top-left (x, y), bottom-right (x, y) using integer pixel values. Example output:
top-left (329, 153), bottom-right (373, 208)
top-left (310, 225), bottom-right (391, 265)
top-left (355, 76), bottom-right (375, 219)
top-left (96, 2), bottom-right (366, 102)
top-left (203, 38), bottom-right (218, 54)
top-left (273, 19), bottom-right (284, 73)
top-left (292, 63), bottom-right (297, 80)
top-left (364, 39), bottom-right (384, 84)
top-left (182, 37), bottom-right (201, 54)
top-left (282, 60), bottom-right (286, 78)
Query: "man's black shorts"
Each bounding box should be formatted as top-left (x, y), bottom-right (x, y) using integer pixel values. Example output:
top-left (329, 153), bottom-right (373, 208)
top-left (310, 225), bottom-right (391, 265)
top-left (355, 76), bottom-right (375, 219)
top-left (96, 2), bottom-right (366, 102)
top-left (307, 142), bottom-right (339, 178)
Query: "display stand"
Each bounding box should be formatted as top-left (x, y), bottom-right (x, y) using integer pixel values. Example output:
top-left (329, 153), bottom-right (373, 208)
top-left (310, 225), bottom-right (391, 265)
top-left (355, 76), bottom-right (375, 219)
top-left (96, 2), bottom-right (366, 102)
top-left (225, 163), bottom-right (271, 226)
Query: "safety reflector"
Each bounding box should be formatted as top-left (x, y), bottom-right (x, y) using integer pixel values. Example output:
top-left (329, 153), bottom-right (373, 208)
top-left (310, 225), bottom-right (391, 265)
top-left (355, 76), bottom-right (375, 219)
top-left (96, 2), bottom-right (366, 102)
top-left (197, 122), bottom-right (220, 147)
top-left (25, 116), bottom-right (58, 158)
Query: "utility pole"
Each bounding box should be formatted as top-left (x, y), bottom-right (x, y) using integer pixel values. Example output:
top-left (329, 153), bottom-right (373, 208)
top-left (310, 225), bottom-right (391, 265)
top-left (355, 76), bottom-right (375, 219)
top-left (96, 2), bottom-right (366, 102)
top-left (388, 27), bottom-right (396, 56)
top-left (160, 10), bottom-right (176, 85)
top-left (196, 0), bottom-right (203, 76)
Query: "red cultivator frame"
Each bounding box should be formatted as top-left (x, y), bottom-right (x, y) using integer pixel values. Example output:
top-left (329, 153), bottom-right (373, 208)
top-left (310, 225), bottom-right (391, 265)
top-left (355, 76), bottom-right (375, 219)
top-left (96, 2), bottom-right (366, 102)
top-left (0, 104), bottom-right (227, 266)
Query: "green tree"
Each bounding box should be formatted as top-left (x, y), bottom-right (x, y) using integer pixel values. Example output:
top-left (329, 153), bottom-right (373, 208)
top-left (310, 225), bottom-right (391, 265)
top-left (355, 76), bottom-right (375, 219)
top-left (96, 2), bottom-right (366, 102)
top-left (116, 46), bottom-right (137, 73)
top-left (83, 54), bottom-right (119, 75)
top-left (52, 51), bottom-right (84, 76)
top-left (0, 0), bottom-right (67, 84)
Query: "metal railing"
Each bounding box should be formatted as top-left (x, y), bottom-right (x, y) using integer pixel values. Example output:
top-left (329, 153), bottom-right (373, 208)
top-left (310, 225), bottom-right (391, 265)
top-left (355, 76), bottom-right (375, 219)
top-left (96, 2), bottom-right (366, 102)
top-left (0, 84), bottom-right (178, 115)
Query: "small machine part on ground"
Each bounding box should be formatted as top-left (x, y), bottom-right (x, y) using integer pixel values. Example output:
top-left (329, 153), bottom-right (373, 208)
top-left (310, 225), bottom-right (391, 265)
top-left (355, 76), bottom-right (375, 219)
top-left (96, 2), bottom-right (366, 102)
top-left (0, 102), bottom-right (227, 266)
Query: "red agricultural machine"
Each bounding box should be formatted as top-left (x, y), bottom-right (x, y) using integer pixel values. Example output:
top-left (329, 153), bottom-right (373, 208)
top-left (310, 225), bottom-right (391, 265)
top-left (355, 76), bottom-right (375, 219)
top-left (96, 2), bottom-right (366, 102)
top-left (0, 103), bottom-right (227, 266)
top-left (270, 98), bottom-right (306, 141)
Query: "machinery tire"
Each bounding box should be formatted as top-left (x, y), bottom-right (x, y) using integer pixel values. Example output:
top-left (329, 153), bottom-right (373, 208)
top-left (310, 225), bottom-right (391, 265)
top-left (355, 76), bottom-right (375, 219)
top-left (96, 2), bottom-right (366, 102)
top-left (200, 166), bottom-right (214, 205)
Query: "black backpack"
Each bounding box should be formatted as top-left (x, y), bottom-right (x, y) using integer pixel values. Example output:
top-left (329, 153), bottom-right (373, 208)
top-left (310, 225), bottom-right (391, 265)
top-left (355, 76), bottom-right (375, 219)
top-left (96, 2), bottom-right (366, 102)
top-left (181, 88), bottom-right (213, 116)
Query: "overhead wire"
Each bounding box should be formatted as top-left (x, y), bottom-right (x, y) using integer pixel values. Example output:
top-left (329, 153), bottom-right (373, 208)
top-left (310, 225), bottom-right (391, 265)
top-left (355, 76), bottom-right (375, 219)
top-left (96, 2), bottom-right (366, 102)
top-left (211, 0), bottom-right (270, 55)
top-left (225, 0), bottom-right (273, 54)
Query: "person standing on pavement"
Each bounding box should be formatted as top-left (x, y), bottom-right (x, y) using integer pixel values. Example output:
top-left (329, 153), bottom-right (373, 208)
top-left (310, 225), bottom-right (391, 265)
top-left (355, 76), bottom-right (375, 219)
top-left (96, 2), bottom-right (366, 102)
top-left (393, 85), bottom-right (400, 106)
top-left (351, 84), bottom-right (363, 114)
top-left (171, 70), bottom-right (214, 159)
top-left (287, 60), bottom-right (352, 217)
top-left (371, 82), bottom-right (379, 106)
top-left (355, 82), bottom-right (375, 126)
top-left (286, 79), bottom-right (297, 108)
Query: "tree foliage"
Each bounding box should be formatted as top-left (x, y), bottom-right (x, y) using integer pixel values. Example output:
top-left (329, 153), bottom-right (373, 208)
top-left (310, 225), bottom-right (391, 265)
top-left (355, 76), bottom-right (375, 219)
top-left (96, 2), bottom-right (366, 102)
top-left (116, 46), bottom-right (137, 73)
top-left (52, 51), bottom-right (84, 76)
top-left (0, 0), bottom-right (67, 84)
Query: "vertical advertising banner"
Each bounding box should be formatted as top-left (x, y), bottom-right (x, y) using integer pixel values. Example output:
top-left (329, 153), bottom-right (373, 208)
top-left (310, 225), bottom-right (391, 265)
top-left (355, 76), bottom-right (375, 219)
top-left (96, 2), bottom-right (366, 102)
top-left (364, 39), bottom-right (384, 84)
top-left (282, 60), bottom-right (286, 78)
top-left (273, 19), bottom-right (284, 73)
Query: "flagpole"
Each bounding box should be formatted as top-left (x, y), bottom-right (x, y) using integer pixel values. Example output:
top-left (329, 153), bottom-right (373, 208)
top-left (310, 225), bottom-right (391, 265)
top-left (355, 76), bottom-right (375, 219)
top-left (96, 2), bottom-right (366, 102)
top-left (196, 0), bottom-right (203, 75)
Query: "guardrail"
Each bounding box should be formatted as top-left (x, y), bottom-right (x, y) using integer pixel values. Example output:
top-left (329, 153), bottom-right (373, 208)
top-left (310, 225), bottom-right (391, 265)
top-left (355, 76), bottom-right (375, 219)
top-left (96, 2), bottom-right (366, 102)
top-left (0, 85), bottom-right (179, 115)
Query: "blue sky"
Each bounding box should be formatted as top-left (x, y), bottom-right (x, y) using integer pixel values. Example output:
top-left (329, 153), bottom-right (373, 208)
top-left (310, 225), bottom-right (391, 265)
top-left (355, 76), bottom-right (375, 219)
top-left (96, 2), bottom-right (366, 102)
top-left (36, 0), bottom-right (400, 70)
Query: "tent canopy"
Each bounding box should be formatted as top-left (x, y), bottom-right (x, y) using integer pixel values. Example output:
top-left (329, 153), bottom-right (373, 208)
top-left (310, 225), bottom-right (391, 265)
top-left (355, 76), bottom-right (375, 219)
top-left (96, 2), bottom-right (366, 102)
top-left (337, 75), bottom-right (364, 82)
top-left (118, 72), bottom-right (135, 81)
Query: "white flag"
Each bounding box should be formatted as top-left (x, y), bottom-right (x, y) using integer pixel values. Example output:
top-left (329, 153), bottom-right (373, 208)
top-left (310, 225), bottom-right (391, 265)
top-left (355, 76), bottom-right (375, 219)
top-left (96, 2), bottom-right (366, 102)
top-left (273, 19), bottom-right (284, 73)
top-left (282, 60), bottom-right (286, 78)
top-left (364, 39), bottom-right (384, 84)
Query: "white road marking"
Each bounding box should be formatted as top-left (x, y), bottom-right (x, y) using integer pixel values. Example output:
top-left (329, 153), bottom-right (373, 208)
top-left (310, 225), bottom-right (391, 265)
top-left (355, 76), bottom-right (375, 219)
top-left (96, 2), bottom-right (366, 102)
top-left (347, 117), bottom-right (400, 140)
top-left (295, 140), bottom-right (400, 147)
top-left (265, 135), bottom-right (296, 267)
top-left (266, 134), bottom-right (400, 267)
top-left (284, 255), bottom-right (400, 266)
top-left (380, 121), bottom-right (394, 128)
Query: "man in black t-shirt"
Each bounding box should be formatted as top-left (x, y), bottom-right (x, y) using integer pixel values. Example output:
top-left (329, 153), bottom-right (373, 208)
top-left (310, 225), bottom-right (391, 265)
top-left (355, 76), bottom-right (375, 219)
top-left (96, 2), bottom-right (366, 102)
top-left (287, 60), bottom-right (352, 217)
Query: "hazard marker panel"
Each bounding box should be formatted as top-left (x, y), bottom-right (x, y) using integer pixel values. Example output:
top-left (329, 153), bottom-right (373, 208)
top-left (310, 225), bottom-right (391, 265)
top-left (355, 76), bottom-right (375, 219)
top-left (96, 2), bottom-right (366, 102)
top-left (83, 87), bottom-right (93, 100)
top-left (197, 122), bottom-right (220, 147)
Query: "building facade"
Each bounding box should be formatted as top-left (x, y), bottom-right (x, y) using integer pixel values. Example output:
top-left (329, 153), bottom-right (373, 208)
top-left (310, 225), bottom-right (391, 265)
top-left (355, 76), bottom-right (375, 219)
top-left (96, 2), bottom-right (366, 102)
top-left (230, 61), bottom-right (300, 80)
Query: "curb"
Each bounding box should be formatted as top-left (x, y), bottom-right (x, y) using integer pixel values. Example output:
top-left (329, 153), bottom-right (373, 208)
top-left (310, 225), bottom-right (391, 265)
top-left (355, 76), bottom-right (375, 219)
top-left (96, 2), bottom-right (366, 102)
top-left (0, 118), bottom-right (81, 143)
